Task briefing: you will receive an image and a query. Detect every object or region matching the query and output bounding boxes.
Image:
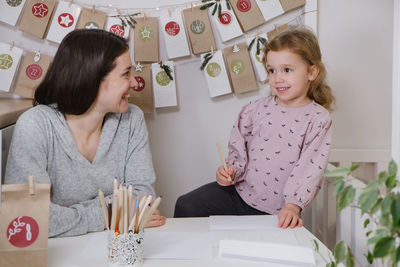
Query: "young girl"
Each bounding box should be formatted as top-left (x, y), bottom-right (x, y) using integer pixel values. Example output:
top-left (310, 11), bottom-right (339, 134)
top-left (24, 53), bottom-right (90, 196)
top-left (174, 28), bottom-right (334, 229)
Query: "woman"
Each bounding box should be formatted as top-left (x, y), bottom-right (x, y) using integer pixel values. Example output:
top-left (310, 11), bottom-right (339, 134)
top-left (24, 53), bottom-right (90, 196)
top-left (5, 29), bottom-right (165, 237)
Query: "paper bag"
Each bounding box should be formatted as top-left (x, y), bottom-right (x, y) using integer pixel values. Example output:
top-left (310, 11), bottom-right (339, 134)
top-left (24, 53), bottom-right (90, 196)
top-left (279, 0), bottom-right (305, 12)
top-left (76, 8), bottom-right (107, 30)
top-left (230, 0), bottom-right (265, 32)
top-left (0, 42), bottom-right (24, 93)
top-left (209, 3), bottom-right (243, 42)
top-left (0, 177), bottom-right (50, 267)
top-left (18, 0), bottom-right (57, 39)
top-left (267, 24), bottom-right (289, 40)
top-left (151, 61), bottom-right (177, 108)
top-left (0, 0), bottom-right (27, 27)
top-left (183, 6), bottom-right (216, 55)
top-left (224, 42), bottom-right (258, 94)
top-left (14, 51), bottom-right (52, 98)
top-left (129, 64), bottom-right (153, 113)
top-left (105, 16), bottom-right (130, 39)
top-left (255, 0), bottom-right (284, 22)
top-left (246, 33), bottom-right (268, 82)
top-left (134, 17), bottom-right (159, 63)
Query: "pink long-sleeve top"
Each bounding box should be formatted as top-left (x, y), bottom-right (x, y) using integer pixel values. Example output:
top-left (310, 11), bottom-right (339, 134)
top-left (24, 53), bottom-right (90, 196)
top-left (226, 96), bottom-right (332, 214)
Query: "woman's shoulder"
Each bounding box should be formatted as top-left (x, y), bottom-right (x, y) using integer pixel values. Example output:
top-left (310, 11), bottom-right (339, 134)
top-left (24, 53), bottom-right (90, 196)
top-left (17, 104), bottom-right (59, 125)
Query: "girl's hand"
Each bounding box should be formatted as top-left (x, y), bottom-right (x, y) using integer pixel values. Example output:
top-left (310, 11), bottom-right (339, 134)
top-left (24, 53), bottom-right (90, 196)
top-left (144, 209), bottom-right (166, 228)
top-left (278, 203), bottom-right (303, 229)
top-left (216, 165), bottom-right (235, 186)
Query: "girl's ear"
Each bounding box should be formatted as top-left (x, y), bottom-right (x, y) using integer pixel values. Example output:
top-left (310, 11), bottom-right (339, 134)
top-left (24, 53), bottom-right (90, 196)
top-left (308, 65), bottom-right (319, 81)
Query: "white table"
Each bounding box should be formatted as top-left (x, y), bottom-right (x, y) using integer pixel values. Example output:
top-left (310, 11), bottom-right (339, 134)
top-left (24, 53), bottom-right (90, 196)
top-left (48, 217), bottom-right (332, 267)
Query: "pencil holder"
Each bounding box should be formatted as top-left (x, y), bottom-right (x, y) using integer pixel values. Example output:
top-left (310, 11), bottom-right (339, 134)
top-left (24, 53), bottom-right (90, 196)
top-left (108, 230), bottom-right (144, 267)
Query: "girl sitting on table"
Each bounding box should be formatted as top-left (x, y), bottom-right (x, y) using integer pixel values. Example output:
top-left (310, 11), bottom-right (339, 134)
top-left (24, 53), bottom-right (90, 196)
top-left (5, 29), bottom-right (166, 237)
top-left (174, 28), bottom-right (334, 229)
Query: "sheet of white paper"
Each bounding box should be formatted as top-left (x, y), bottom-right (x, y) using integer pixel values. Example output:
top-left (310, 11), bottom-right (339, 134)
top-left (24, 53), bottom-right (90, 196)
top-left (209, 4), bottom-right (242, 42)
top-left (0, 42), bottom-right (23, 92)
top-left (246, 33), bottom-right (268, 82)
top-left (255, 0), bottom-right (284, 22)
top-left (160, 9), bottom-right (191, 59)
top-left (211, 228), bottom-right (298, 247)
top-left (151, 61), bottom-right (177, 108)
top-left (105, 16), bottom-right (130, 39)
top-left (143, 231), bottom-right (212, 260)
top-left (0, 0), bottom-right (27, 26)
top-left (202, 50), bottom-right (232, 98)
top-left (219, 239), bottom-right (315, 267)
top-left (46, 1), bottom-right (81, 44)
top-left (210, 215), bottom-right (279, 230)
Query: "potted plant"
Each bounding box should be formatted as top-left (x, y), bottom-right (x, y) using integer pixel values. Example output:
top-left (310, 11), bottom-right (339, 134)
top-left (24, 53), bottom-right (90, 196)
top-left (315, 160), bottom-right (399, 266)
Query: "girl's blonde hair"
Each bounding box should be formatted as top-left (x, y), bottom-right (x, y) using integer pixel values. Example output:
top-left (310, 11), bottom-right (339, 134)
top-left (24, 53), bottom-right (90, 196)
top-left (264, 28), bottom-right (335, 111)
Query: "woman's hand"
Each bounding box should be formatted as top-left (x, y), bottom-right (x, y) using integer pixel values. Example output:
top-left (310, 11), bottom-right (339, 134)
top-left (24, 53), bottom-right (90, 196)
top-left (216, 165), bottom-right (235, 186)
top-left (277, 203), bottom-right (303, 229)
top-left (144, 209), bottom-right (166, 228)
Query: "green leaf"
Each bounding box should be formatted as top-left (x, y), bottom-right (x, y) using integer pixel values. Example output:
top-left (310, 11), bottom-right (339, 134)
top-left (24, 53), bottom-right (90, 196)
top-left (346, 246), bottom-right (355, 267)
top-left (226, 0), bottom-right (231, 10)
top-left (337, 186), bottom-right (355, 213)
top-left (373, 236), bottom-right (395, 258)
top-left (378, 171), bottom-right (389, 184)
top-left (370, 198), bottom-right (382, 215)
top-left (349, 163), bottom-right (360, 172)
top-left (385, 174), bottom-right (397, 189)
top-left (363, 218), bottom-right (370, 228)
top-left (312, 239), bottom-right (319, 251)
top-left (326, 263), bottom-right (336, 267)
top-left (217, 3), bottom-right (222, 17)
top-left (333, 241), bottom-right (347, 263)
top-left (323, 168), bottom-right (349, 178)
top-left (382, 196), bottom-right (392, 215)
top-left (200, 2), bottom-right (215, 10)
top-left (202, 0), bottom-right (212, 2)
top-left (388, 159), bottom-right (398, 176)
top-left (357, 181), bottom-right (379, 213)
top-left (211, 2), bottom-right (218, 15)
top-left (391, 200), bottom-right (400, 225)
top-left (366, 251), bottom-right (374, 264)
top-left (332, 176), bottom-right (344, 184)
top-left (247, 38), bottom-right (255, 51)
top-left (367, 229), bottom-right (388, 245)
top-left (333, 181), bottom-right (344, 196)
top-left (396, 246), bottom-right (400, 263)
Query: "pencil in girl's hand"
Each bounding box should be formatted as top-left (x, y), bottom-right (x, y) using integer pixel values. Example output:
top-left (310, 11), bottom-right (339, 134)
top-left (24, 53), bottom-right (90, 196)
top-left (216, 142), bottom-right (232, 183)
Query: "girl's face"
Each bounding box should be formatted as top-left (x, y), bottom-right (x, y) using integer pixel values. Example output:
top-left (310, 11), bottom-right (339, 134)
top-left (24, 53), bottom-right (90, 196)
top-left (94, 51), bottom-right (138, 114)
top-left (266, 49), bottom-right (318, 108)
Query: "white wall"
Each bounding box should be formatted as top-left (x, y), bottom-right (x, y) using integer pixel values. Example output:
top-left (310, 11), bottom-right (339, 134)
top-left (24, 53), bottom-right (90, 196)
top-left (0, 0), bottom-right (394, 218)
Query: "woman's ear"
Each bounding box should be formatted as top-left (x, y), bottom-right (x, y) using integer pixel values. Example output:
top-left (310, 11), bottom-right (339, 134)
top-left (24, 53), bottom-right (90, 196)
top-left (308, 65), bottom-right (319, 81)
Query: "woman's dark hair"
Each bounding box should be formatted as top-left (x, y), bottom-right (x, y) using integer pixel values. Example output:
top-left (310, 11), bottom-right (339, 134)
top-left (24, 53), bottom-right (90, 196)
top-left (34, 29), bottom-right (129, 115)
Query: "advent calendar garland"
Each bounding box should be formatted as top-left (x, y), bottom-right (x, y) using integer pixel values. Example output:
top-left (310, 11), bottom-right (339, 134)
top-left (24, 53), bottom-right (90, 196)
top-left (200, 0), bottom-right (232, 17)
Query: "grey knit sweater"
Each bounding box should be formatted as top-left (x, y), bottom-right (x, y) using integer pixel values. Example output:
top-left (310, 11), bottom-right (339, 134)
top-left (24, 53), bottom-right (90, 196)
top-left (5, 104), bottom-right (156, 237)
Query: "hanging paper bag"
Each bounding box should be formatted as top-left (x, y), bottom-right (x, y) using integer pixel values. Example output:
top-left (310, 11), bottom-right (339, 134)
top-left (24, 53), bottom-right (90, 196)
top-left (14, 51), bottom-right (52, 98)
top-left (105, 16), bottom-right (130, 39)
top-left (46, 0), bottom-right (81, 44)
top-left (201, 50), bottom-right (232, 98)
top-left (255, 0), bottom-right (284, 22)
top-left (76, 8), bottom-right (107, 30)
top-left (279, 0), bottom-right (305, 12)
top-left (224, 42), bottom-right (258, 94)
top-left (159, 9), bottom-right (190, 59)
top-left (0, 0), bottom-right (27, 27)
top-left (0, 42), bottom-right (23, 93)
top-left (246, 33), bottom-right (268, 82)
top-left (182, 6), bottom-right (216, 55)
top-left (267, 24), bottom-right (289, 40)
top-left (230, 0), bottom-right (265, 32)
top-left (18, 0), bottom-right (57, 39)
top-left (209, 3), bottom-right (242, 43)
top-left (134, 17), bottom-right (159, 63)
top-left (151, 61), bottom-right (177, 108)
top-left (0, 176), bottom-right (50, 267)
top-left (129, 64), bottom-right (154, 114)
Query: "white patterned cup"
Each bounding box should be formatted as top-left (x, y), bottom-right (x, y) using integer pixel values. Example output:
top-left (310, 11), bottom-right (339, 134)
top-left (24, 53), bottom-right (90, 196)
top-left (108, 231), bottom-right (144, 267)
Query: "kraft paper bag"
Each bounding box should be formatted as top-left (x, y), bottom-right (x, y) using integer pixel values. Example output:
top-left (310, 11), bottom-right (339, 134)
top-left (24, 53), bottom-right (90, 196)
top-left (76, 7), bottom-right (107, 30)
top-left (224, 42), bottom-right (258, 94)
top-left (0, 177), bottom-right (50, 267)
top-left (183, 6), bottom-right (216, 55)
top-left (230, 0), bottom-right (265, 32)
top-left (0, 0), bottom-right (27, 27)
top-left (14, 51), bottom-right (52, 98)
top-left (279, 0), bottom-right (305, 12)
top-left (18, 0), bottom-right (57, 39)
top-left (267, 24), bottom-right (289, 40)
top-left (134, 17), bottom-right (159, 63)
top-left (129, 64), bottom-right (154, 114)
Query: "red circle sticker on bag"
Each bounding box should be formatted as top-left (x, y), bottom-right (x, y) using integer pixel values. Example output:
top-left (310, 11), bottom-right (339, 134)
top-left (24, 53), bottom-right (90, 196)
top-left (237, 0), bottom-right (251, 12)
top-left (219, 12), bottom-right (232, 25)
top-left (58, 13), bottom-right (74, 28)
top-left (7, 216), bottom-right (39, 248)
top-left (110, 25), bottom-right (125, 37)
top-left (26, 64), bottom-right (43, 80)
top-left (134, 76), bottom-right (145, 91)
top-left (165, 21), bottom-right (180, 36)
top-left (32, 3), bottom-right (48, 18)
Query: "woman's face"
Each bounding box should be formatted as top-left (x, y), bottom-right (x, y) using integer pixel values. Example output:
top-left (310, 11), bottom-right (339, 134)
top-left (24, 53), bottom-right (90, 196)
top-left (94, 51), bottom-right (138, 114)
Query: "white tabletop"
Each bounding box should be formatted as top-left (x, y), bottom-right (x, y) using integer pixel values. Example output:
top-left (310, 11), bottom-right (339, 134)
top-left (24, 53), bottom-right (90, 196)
top-left (48, 217), bottom-right (332, 267)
